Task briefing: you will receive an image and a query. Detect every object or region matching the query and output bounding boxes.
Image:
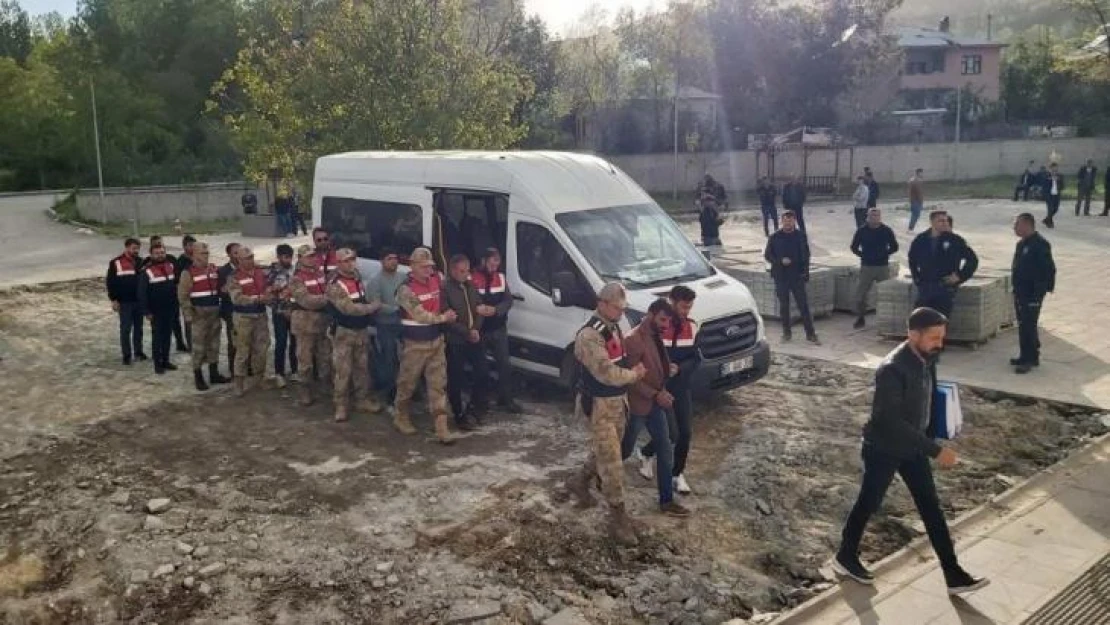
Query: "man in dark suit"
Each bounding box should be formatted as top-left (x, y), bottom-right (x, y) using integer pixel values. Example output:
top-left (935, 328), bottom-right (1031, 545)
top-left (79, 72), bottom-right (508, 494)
top-left (1075, 159), bottom-right (1096, 216)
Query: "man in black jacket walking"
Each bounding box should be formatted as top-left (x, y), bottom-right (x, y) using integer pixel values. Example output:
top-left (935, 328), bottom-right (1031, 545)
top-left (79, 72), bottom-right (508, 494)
top-left (764, 211), bottom-right (819, 344)
top-left (849, 208), bottom-right (899, 329)
top-left (782, 174), bottom-right (808, 234)
top-left (1010, 213), bottom-right (1056, 374)
top-left (834, 307), bottom-right (989, 596)
top-left (908, 211), bottom-right (978, 317)
top-left (106, 237), bottom-right (146, 364)
top-left (1041, 163), bottom-right (1064, 228)
top-left (1075, 159), bottom-right (1097, 216)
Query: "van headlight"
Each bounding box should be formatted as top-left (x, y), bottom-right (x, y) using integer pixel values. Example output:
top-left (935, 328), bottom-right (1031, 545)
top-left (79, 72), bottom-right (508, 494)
top-left (624, 308), bottom-right (645, 327)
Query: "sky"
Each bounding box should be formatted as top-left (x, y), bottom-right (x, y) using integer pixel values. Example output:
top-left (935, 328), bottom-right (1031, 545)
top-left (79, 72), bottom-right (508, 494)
top-left (19, 0), bottom-right (663, 37)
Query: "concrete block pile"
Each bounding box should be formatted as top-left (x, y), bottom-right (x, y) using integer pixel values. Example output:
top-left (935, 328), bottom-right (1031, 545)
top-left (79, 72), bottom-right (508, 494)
top-left (875, 274), bottom-right (1011, 344)
top-left (831, 261), bottom-right (901, 314)
top-left (713, 252), bottom-right (834, 321)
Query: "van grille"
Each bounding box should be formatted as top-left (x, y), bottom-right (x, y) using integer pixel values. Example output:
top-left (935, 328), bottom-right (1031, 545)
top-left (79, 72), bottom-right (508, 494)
top-left (698, 312), bottom-right (759, 360)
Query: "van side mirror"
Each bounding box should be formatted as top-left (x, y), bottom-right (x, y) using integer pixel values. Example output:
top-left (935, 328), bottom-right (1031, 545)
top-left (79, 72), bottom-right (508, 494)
top-left (552, 271), bottom-right (596, 309)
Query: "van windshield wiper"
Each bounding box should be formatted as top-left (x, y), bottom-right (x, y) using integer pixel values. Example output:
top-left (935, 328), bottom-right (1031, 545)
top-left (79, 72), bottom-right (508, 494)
top-left (598, 273), bottom-right (650, 288)
top-left (644, 272), bottom-right (707, 287)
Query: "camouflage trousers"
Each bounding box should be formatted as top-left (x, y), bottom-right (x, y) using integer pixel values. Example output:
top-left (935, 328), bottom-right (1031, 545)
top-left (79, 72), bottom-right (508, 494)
top-left (189, 307), bottom-right (222, 368)
top-left (579, 395), bottom-right (628, 508)
top-left (394, 336), bottom-right (449, 422)
top-left (233, 313), bottom-right (270, 381)
top-left (292, 310), bottom-right (331, 384)
top-left (332, 326), bottom-right (371, 410)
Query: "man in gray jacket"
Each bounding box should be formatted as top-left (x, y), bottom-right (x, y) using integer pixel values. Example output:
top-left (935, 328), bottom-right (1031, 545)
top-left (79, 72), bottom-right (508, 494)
top-left (834, 307), bottom-right (989, 596)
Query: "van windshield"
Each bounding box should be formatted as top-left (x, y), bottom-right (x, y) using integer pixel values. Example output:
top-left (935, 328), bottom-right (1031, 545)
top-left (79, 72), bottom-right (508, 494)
top-left (554, 203), bottom-right (713, 289)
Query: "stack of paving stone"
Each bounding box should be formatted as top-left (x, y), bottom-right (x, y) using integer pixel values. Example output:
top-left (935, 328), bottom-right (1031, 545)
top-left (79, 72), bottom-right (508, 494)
top-left (977, 270), bottom-right (1016, 329)
top-left (832, 261), bottom-right (902, 313)
top-left (875, 274), bottom-right (1010, 344)
top-left (875, 276), bottom-right (918, 337)
top-left (713, 251), bottom-right (835, 320)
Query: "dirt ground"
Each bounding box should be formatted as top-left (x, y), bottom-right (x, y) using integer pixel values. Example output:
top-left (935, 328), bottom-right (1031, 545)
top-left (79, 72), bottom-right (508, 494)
top-left (0, 281), bottom-right (1106, 625)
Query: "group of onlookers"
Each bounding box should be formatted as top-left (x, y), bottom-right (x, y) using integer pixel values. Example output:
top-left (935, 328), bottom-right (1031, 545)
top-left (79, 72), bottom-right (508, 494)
top-left (1014, 159), bottom-right (1109, 228)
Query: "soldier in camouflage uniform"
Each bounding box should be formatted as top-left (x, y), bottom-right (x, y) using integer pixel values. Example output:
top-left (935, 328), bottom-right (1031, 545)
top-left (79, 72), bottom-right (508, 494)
top-left (289, 245), bottom-right (332, 406)
top-left (177, 242), bottom-right (231, 390)
top-left (226, 246), bottom-right (273, 395)
top-left (566, 282), bottom-right (646, 546)
top-left (393, 247), bottom-right (458, 444)
top-left (327, 248), bottom-right (383, 423)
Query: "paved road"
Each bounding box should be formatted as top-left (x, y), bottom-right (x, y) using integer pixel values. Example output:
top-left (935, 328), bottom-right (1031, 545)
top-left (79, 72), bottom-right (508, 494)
top-left (0, 194), bottom-right (307, 289)
top-left (695, 197), bottom-right (1110, 409)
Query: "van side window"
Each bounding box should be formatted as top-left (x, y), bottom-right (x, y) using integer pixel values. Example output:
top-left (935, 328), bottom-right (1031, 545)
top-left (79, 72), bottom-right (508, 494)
top-left (321, 197), bottom-right (422, 260)
top-left (516, 222), bottom-right (583, 295)
top-left (433, 192), bottom-right (509, 268)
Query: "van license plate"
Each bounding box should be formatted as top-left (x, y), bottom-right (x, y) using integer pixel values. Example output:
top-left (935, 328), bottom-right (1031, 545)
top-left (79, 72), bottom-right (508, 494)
top-left (720, 357), bottom-right (754, 376)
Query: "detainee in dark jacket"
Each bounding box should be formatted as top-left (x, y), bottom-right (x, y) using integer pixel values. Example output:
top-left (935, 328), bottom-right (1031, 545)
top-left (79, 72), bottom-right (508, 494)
top-left (142, 234), bottom-right (189, 352)
top-left (764, 211), bottom-right (818, 343)
top-left (217, 242), bottom-right (241, 375)
top-left (835, 308), bottom-right (988, 594)
top-left (107, 237), bottom-right (145, 363)
top-left (138, 242), bottom-right (181, 374)
top-left (1010, 213), bottom-right (1057, 371)
top-left (441, 254), bottom-right (489, 427)
top-left (907, 210), bottom-right (978, 316)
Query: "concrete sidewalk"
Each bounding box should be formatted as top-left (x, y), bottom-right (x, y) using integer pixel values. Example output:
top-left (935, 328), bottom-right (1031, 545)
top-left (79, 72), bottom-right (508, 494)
top-left (773, 435), bottom-right (1110, 625)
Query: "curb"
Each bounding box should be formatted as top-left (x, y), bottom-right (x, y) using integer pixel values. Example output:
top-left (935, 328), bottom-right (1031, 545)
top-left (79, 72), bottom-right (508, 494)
top-left (769, 430), bottom-right (1110, 625)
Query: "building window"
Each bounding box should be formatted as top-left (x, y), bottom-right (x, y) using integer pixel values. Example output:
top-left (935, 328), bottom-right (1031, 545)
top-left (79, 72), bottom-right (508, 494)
top-left (961, 54), bottom-right (982, 75)
top-left (320, 197), bottom-right (423, 261)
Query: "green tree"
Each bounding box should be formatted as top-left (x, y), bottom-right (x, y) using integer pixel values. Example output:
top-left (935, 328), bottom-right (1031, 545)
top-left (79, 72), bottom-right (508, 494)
top-left (212, 0), bottom-right (529, 182)
top-left (0, 0), bottom-right (31, 63)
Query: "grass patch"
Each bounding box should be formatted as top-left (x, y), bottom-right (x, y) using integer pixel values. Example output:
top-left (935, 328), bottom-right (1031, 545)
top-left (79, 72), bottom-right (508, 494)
top-left (97, 218), bottom-right (242, 239)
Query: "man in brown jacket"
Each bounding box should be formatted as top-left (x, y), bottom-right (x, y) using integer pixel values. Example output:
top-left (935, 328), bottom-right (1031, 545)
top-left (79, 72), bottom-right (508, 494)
top-left (620, 299), bottom-right (691, 517)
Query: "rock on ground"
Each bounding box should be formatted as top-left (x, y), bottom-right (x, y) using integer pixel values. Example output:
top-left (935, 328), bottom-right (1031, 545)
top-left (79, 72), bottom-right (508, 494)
top-left (444, 600), bottom-right (502, 623)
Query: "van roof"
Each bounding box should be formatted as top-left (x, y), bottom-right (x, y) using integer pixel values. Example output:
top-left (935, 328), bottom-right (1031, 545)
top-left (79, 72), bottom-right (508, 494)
top-left (314, 151), bottom-right (654, 214)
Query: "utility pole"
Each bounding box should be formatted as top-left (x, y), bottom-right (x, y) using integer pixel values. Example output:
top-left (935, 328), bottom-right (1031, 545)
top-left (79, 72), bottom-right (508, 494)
top-left (90, 79), bottom-right (107, 225)
top-left (672, 46), bottom-right (681, 201)
top-left (953, 85), bottom-right (962, 181)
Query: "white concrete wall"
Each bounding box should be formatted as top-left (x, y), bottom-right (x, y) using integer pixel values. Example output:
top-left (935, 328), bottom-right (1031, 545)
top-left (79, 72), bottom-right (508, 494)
top-left (76, 183), bottom-right (261, 224)
top-left (609, 137), bottom-right (1110, 194)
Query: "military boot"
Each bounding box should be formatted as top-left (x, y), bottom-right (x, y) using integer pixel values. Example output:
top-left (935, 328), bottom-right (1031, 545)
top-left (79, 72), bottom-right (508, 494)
top-left (334, 405), bottom-right (349, 423)
top-left (208, 364), bottom-right (231, 384)
top-left (233, 376), bottom-right (246, 397)
top-left (193, 368), bottom-right (209, 391)
top-left (608, 504), bottom-right (639, 547)
top-left (393, 411), bottom-right (417, 435)
top-left (356, 396), bottom-right (383, 414)
top-left (566, 469), bottom-right (598, 508)
top-left (434, 413), bottom-right (456, 446)
top-left (297, 383), bottom-right (313, 406)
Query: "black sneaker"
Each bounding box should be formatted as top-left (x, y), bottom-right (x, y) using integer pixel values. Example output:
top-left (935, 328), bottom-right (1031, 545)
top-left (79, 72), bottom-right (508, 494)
top-left (945, 568), bottom-right (989, 595)
top-left (832, 553), bottom-right (875, 585)
top-left (455, 415), bottom-right (478, 431)
top-left (782, 333), bottom-right (793, 343)
top-left (853, 317), bottom-right (865, 330)
top-left (136, 353), bottom-right (150, 361)
top-left (123, 356), bottom-right (132, 366)
top-left (163, 362), bottom-right (179, 371)
top-left (807, 335), bottom-right (822, 346)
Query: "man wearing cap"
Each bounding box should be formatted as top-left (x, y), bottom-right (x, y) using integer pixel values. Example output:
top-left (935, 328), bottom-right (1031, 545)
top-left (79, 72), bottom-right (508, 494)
top-left (226, 246), bottom-right (273, 395)
top-left (178, 242), bottom-right (231, 390)
top-left (289, 245), bottom-right (332, 405)
top-left (393, 247), bottom-right (458, 444)
top-left (566, 282), bottom-right (647, 546)
top-left (326, 248), bottom-right (383, 422)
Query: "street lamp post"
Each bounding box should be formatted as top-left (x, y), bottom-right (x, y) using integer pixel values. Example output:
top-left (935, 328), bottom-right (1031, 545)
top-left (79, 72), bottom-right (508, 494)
top-left (90, 79), bottom-right (107, 224)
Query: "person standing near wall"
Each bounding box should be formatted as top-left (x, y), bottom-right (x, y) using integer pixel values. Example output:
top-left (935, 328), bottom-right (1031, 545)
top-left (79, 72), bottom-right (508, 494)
top-left (1014, 160), bottom-right (1035, 202)
top-left (782, 174), bottom-right (808, 234)
top-left (852, 176), bottom-right (870, 229)
top-left (1075, 159), bottom-right (1097, 217)
top-left (699, 194), bottom-right (723, 246)
top-left (907, 169), bottom-right (925, 233)
top-left (756, 176), bottom-right (779, 237)
top-left (1041, 163), bottom-right (1064, 228)
top-left (865, 167), bottom-right (880, 212)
